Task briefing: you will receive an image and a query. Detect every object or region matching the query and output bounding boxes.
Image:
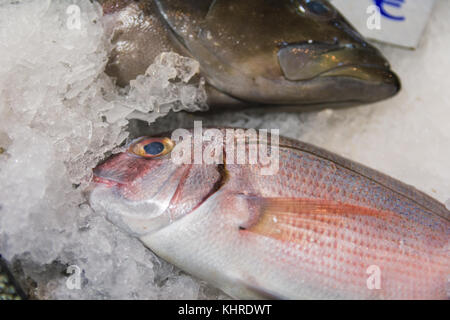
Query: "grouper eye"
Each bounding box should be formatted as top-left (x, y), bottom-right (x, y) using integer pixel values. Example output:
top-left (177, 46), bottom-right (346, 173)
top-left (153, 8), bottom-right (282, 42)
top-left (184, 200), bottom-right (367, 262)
top-left (294, 0), bottom-right (335, 19)
top-left (128, 137), bottom-right (174, 159)
top-left (305, 0), bottom-right (331, 15)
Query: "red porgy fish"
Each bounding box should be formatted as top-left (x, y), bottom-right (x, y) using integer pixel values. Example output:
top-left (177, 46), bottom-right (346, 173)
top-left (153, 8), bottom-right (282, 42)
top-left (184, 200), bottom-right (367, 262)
top-left (89, 129), bottom-right (449, 299)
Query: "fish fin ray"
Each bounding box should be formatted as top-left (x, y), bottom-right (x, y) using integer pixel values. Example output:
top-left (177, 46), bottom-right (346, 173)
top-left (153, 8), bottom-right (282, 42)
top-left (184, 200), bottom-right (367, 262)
top-left (241, 197), bottom-right (395, 243)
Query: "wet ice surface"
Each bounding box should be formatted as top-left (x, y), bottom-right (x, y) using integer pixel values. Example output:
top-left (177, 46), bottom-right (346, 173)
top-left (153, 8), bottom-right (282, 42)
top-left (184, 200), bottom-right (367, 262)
top-left (0, 0), bottom-right (215, 299)
top-left (0, 0), bottom-right (448, 299)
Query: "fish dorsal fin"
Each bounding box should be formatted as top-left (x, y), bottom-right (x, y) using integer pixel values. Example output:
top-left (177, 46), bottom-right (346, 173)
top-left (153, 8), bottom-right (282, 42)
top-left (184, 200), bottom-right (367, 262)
top-left (245, 133), bottom-right (449, 222)
top-left (277, 138), bottom-right (450, 222)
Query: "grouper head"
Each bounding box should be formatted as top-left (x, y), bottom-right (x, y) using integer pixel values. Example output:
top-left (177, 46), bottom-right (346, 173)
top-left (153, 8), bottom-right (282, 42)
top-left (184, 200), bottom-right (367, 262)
top-left (101, 0), bottom-right (400, 109)
top-left (154, 0), bottom-right (400, 108)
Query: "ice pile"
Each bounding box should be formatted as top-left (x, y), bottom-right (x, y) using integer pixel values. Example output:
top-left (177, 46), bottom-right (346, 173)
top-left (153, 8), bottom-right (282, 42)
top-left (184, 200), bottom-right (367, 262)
top-left (0, 0), bottom-right (212, 299)
top-left (123, 53), bottom-right (207, 124)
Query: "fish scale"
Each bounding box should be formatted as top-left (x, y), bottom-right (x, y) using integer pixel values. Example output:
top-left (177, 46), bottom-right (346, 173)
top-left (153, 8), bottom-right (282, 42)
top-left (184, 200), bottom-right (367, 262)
top-left (242, 142), bottom-right (447, 232)
top-left (90, 130), bottom-right (450, 299)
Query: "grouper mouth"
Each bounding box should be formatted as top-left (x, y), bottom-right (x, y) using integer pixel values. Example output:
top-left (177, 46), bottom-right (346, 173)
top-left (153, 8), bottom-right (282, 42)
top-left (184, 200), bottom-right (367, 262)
top-left (277, 42), bottom-right (399, 84)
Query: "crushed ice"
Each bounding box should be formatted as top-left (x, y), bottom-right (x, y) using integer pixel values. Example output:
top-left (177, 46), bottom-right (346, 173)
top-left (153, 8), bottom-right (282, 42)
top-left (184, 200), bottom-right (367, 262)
top-left (0, 0), bottom-right (212, 299)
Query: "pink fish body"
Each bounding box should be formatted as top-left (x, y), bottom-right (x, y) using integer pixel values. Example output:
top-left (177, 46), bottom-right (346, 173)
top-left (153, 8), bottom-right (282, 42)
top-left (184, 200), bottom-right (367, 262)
top-left (90, 129), bottom-right (449, 299)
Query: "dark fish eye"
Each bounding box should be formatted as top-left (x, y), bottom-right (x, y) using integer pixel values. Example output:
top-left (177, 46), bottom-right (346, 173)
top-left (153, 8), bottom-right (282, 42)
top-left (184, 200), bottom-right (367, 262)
top-left (128, 137), bottom-right (174, 158)
top-left (144, 141), bottom-right (165, 155)
top-left (305, 0), bottom-right (331, 15)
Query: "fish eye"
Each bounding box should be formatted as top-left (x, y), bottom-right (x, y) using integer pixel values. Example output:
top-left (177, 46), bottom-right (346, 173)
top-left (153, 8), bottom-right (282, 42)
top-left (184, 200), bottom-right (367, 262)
top-left (144, 142), bottom-right (164, 155)
top-left (299, 0), bottom-right (334, 17)
top-left (128, 137), bottom-right (174, 158)
top-left (306, 1), bottom-right (329, 15)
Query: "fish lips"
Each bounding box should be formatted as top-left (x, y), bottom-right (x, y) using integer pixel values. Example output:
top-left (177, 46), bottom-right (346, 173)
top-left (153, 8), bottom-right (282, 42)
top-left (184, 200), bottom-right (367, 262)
top-left (92, 152), bottom-right (152, 186)
top-left (278, 43), bottom-right (401, 98)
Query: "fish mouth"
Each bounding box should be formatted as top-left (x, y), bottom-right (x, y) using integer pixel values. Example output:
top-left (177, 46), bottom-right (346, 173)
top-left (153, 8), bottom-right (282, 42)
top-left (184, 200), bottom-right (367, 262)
top-left (92, 174), bottom-right (119, 186)
top-left (317, 64), bottom-right (401, 99)
top-left (275, 42), bottom-right (400, 103)
top-left (278, 42), bottom-right (399, 83)
top-left (91, 152), bottom-right (153, 186)
top-left (316, 63), bottom-right (400, 91)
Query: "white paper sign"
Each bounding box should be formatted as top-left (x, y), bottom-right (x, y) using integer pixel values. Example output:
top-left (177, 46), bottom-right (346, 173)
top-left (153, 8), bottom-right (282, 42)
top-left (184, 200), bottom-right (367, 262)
top-left (329, 0), bottom-right (436, 49)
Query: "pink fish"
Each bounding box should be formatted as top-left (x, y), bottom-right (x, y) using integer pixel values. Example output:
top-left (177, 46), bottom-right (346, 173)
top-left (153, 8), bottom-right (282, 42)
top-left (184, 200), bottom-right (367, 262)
top-left (89, 129), bottom-right (449, 299)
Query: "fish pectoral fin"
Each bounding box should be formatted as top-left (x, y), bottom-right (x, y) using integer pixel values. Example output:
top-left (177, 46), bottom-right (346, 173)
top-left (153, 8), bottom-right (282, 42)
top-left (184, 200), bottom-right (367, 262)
top-left (238, 197), bottom-right (392, 243)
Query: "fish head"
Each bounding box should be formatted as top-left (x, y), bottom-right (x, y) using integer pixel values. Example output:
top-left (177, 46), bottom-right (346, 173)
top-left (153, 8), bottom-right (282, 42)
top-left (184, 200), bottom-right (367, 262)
top-left (89, 136), bottom-right (184, 236)
top-left (89, 133), bottom-right (222, 236)
top-left (155, 0), bottom-right (400, 106)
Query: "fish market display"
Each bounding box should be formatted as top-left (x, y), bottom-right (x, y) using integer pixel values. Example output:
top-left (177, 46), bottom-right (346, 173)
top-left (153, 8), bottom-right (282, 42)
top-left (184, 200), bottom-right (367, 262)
top-left (1, 0), bottom-right (447, 302)
top-left (90, 129), bottom-right (450, 299)
top-left (100, 0), bottom-right (400, 110)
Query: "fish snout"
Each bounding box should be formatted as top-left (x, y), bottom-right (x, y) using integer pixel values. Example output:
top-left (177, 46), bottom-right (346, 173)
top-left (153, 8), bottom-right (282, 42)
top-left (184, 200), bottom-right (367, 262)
top-left (279, 42), bottom-right (390, 80)
top-left (277, 41), bottom-right (400, 103)
top-left (91, 152), bottom-right (153, 185)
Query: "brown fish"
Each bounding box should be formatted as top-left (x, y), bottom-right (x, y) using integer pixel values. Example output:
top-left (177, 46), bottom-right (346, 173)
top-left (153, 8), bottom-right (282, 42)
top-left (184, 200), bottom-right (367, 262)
top-left (100, 0), bottom-right (400, 110)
